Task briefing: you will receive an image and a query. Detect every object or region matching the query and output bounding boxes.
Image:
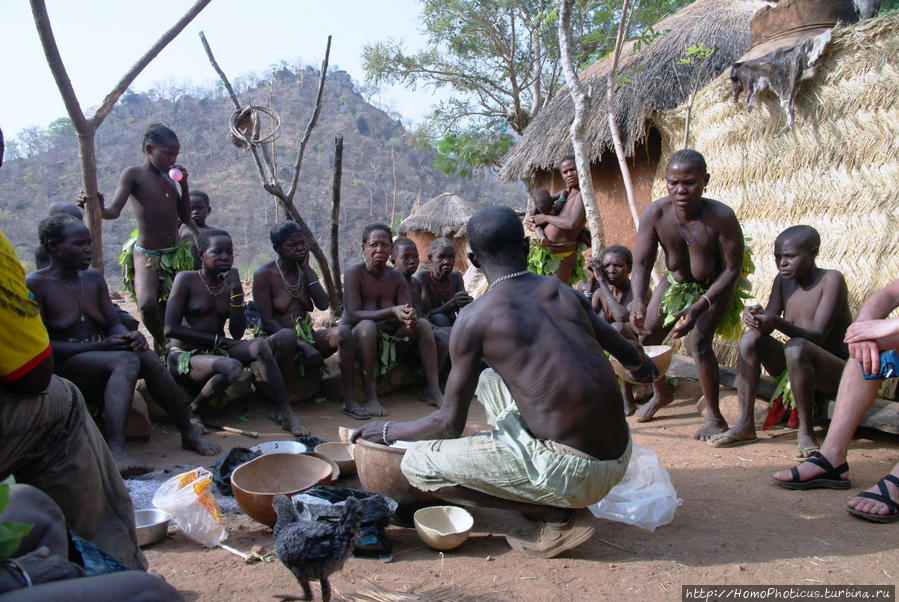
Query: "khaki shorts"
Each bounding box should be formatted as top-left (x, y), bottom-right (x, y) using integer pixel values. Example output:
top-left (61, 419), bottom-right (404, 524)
top-left (401, 369), bottom-right (631, 508)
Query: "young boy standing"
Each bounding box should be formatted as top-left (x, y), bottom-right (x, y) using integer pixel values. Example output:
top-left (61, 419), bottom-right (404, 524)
top-left (709, 226), bottom-right (851, 457)
top-left (104, 124), bottom-right (196, 351)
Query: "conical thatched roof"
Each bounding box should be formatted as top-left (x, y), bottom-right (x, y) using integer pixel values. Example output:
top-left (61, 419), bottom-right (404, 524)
top-left (397, 192), bottom-right (477, 237)
top-left (499, 0), bottom-right (767, 182)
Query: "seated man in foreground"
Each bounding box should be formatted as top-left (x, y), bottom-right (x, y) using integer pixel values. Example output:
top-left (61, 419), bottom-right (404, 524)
top-left (353, 206), bottom-right (658, 558)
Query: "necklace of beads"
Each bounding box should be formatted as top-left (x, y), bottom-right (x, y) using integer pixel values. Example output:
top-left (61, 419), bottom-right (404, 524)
top-left (276, 259), bottom-right (305, 299)
top-left (429, 268), bottom-right (452, 301)
top-left (489, 269), bottom-right (530, 291)
top-left (198, 270), bottom-right (225, 296)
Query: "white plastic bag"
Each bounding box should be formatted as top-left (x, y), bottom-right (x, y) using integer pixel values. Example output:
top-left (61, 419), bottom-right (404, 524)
top-left (589, 443), bottom-right (682, 532)
top-left (152, 468), bottom-right (227, 547)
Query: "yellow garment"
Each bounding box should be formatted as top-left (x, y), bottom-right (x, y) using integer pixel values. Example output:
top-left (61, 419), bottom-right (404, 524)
top-left (0, 230), bottom-right (51, 383)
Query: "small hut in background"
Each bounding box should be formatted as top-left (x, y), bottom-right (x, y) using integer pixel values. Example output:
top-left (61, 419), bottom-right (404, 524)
top-left (499, 0), bottom-right (767, 250)
top-left (397, 192), bottom-right (476, 271)
top-left (650, 9), bottom-right (899, 368)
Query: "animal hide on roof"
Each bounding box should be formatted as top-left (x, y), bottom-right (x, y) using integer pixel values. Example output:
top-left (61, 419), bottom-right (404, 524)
top-left (730, 30), bottom-right (832, 126)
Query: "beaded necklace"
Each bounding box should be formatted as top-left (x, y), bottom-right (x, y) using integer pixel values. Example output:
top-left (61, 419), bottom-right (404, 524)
top-left (275, 259), bottom-right (305, 299)
top-left (198, 270), bottom-right (225, 296)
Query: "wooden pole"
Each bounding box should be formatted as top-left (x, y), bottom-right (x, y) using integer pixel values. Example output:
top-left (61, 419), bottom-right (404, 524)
top-left (329, 136), bottom-right (344, 314)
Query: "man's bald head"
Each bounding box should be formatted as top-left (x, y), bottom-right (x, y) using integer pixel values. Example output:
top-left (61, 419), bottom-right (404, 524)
top-left (48, 202), bottom-right (84, 222)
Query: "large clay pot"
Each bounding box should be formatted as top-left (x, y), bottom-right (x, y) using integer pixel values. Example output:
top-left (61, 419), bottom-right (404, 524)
top-left (354, 438), bottom-right (440, 508)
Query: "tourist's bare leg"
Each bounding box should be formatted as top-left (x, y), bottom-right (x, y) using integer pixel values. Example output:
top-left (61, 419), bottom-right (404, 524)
top-left (57, 351), bottom-right (153, 476)
top-left (137, 349), bottom-right (220, 456)
top-left (773, 360), bottom-right (880, 483)
top-left (690, 292), bottom-right (734, 440)
top-left (231, 331), bottom-right (309, 436)
top-left (316, 326), bottom-right (363, 414)
top-left (353, 320), bottom-right (385, 416)
top-left (713, 330), bottom-right (786, 445)
top-left (635, 280), bottom-right (675, 421)
top-left (132, 257), bottom-right (164, 351)
top-left (784, 338), bottom-right (845, 457)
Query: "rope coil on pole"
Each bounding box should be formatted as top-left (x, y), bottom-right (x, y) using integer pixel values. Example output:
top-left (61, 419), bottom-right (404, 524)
top-left (229, 105), bottom-right (281, 149)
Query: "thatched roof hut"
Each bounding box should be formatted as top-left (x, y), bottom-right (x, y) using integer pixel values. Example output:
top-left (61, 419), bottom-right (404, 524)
top-left (499, 0), bottom-right (767, 249)
top-left (648, 11), bottom-right (899, 366)
top-left (397, 192), bottom-right (477, 271)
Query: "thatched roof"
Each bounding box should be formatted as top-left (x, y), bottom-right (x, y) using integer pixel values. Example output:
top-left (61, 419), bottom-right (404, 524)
top-left (650, 12), bottom-right (899, 366)
top-left (499, 0), bottom-right (767, 182)
top-left (397, 192), bottom-right (477, 237)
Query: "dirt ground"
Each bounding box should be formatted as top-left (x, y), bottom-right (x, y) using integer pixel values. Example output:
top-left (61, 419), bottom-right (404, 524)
top-left (128, 373), bottom-right (899, 602)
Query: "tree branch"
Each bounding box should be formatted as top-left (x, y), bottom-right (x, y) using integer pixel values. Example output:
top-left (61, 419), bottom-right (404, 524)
top-left (286, 35), bottom-right (331, 200)
top-left (90, 0), bottom-right (211, 127)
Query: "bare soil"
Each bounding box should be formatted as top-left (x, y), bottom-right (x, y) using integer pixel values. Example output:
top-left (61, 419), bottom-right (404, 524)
top-left (130, 376), bottom-right (899, 601)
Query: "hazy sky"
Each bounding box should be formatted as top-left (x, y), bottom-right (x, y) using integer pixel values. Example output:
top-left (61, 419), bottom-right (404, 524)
top-left (0, 0), bottom-right (442, 140)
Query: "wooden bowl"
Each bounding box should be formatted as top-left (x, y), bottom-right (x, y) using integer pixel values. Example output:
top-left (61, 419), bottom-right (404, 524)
top-left (609, 345), bottom-right (673, 384)
top-left (354, 438), bottom-right (439, 507)
top-left (315, 442), bottom-right (356, 476)
top-left (414, 506), bottom-right (473, 551)
top-left (230, 453), bottom-right (333, 526)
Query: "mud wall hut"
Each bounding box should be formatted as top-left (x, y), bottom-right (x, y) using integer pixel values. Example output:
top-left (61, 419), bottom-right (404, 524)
top-left (397, 192), bottom-right (477, 272)
top-left (499, 0), bottom-right (768, 250)
top-left (650, 10), bottom-right (898, 365)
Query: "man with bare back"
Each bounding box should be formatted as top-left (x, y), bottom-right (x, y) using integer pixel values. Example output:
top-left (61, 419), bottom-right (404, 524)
top-left (102, 124), bottom-right (196, 351)
top-left (253, 222), bottom-right (362, 419)
top-left (353, 206), bottom-right (658, 558)
top-left (27, 215), bottom-right (220, 476)
top-left (630, 149), bottom-right (745, 440)
top-left (709, 226), bottom-right (850, 457)
top-left (343, 225), bottom-right (443, 416)
top-left (165, 229), bottom-right (308, 436)
top-left (524, 155), bottom-right (586, 285)
top-left (413, 237), bottom-right (472, 327)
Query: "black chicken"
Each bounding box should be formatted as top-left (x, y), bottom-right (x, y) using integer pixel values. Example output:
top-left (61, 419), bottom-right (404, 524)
top-left (272, 494), bottom-right (362, 602)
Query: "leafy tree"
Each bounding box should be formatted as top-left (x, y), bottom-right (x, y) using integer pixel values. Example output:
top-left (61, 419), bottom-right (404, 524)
top-left (362, 0), bottom-right (690, 176)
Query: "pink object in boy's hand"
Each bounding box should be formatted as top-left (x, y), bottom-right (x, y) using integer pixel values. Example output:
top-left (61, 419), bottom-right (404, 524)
top-left (168, 167), bottom-right (183, 182)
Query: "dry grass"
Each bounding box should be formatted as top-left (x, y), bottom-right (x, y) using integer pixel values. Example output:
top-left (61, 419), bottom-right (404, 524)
top-left (398, 193), bottom-right (478, 238)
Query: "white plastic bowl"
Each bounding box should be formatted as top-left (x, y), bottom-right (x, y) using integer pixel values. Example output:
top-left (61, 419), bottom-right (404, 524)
top-left (413, 506), bottom-right (474, 551)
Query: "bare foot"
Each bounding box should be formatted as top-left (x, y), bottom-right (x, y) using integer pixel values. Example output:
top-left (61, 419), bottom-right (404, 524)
top-left (847, 468), bottom-right (899, 519)
top-left (707, 424), bottom-right (757, 448)
top-left (419, 386), bottom-right (444, 408)
top-left (189, 411), bottom-right (210, 435)
top-left (362, 393), bottom-right (387, 417)
top-left (794, 431), bottom-right (820, 459)
top-left (281, 410), bottom-right (310, 437)
top-left (692, 415), bottom-right (729, 440)
top-left (634, 387), bottom-right (674, 422)
top-left (111, 448), bottom-right (154, 477)
top-left (181, 428), bottom-right (221, 456)
top-left (772, 452), bottom-right (840, 484)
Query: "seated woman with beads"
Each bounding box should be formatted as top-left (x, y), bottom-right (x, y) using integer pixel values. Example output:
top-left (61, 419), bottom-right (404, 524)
top-left (412, 237), bottom-right (473, 328)
top-left (26, 215), bottom-right (220, 476)
top-left (164, 229), bottom-right (308, 435)
top-left (252, 222), bottom-right (364, 419)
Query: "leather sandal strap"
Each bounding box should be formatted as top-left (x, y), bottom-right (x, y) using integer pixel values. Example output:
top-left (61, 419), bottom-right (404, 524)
top-left (856, 489), bottom-right (899, 514)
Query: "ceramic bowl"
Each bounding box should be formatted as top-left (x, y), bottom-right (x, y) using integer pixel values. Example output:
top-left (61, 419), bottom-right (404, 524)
top-left (230, 453), bottom-right (333, 526)
top-left (609, 344), bottom-right (673, 384)
top-left (413, 506), bottom-right (474, 550)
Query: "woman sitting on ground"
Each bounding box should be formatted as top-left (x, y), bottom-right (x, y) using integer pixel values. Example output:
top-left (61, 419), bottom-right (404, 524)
top-left (27, 215), bottom-right (219, 476)
top-left (164, 229), bottom-right (308, 435)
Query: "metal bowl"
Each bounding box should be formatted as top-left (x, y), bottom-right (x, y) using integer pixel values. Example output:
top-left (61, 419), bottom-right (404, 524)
top-left (249, 440), bottom-right (307, 455)
top-left (135, 508), bottom-right (171, 547)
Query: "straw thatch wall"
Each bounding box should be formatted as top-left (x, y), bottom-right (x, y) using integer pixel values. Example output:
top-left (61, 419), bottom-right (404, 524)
top-left (398, 193), bottom-right (477, 271)
top-left (500, 0), bottom-right (768, 182)
top-left (651, 13), bottom-right (899, 366)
